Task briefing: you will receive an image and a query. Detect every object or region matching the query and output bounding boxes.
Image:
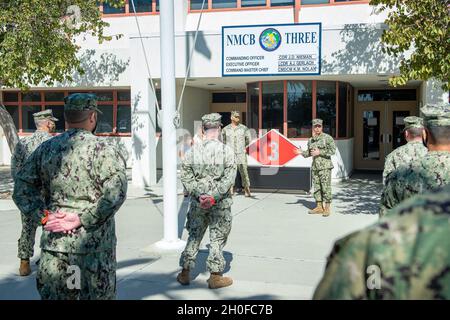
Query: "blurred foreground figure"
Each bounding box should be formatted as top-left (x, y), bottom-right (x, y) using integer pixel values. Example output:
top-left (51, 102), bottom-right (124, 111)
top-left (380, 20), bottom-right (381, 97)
top-left (314, 185), bottom-right (450, 300)
top-left (381, 116), bottom-right (427, 186)
top-left (13, 94), bottom-right (127, 300)
top-left (380, 104), bottom-right (450, 217)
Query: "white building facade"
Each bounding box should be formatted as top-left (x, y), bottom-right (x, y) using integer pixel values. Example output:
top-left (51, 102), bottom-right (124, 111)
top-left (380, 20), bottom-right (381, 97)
top-left (0, 0), bottom-right (448, 190)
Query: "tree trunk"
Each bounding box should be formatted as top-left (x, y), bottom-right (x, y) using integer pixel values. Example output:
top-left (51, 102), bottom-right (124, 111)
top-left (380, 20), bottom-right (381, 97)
top-left (0, 104), bottom-right (19, 153)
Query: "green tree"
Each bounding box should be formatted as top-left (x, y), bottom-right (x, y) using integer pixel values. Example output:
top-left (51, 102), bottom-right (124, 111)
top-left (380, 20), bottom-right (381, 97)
top-left (370, 0), bottom-right (450, 90)
top-left (0, 0), bottom-right (124, 89)
top-left (0, 0), bottom-right (124, 151)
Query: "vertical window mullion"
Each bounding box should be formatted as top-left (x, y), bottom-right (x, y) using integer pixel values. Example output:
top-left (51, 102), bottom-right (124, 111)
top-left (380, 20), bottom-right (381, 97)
top-left (64, 91), bottom-right (69, 131)
top-left (258, 81), bottom-right (262, 136)
top-left (347, 84), bottom-right (350, 138)
top-left (208, 0), bottom-right (212, 10)
top-left (18, 92), bottom-right (23, 133)
top-left (283, 80), bottom-right (287, 136)
top-left (336, 81), bottom-right (339, 139)
top-left (41, 91), bottom-right (45, 111)
top-left (125, 0), bottom-right (130, 14)
top-left (113, 90), bottom-right (118, 134)
top-left (312, 80), bottom-right (317, 119)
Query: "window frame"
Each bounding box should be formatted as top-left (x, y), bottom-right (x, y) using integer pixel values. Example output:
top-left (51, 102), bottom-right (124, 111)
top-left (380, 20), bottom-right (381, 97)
top-left (1, 89), bottom-right (131, 137)
top-left (188, 0), bottom-right (369, 12)
top-left (247, 80), bottom-right (353, 140)
top-left (101, 0), bottom-right (159, 17)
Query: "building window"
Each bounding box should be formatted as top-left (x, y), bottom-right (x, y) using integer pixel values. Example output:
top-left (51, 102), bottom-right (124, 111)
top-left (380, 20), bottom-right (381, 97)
top-left (22, 106), bottom-right (42, 133)
top-left (2, 92), bottom-right (18, 103)
top-left (301, 0), bottom-right (329, 4)
top-left (316, 81), bottom-right (336, 137)
top-left (212, 92), bottom-right (246, 103)
top-left (271, 0), bottom-right (295, 6)
top-left (101, 0), bottom-right (159, 16)
top-left (357, 89), bottom-right (416, 102)
top-left (212, 0), bottom-right (238, 9)
top-left (338, 83), bottom-right (348, 138)
top-left (189, 0), bottom-right (367, 11)
top-left (247, 83), bottom-right (260, 131)
top-left (261, 82), bottom-right (284, 134)
top-left (301, 0), bottom-right (367, 4)
top-left (241, 0), bottom-right (267, 7)
top-left (190, 0), bottom-right (208, 10)
top-left (155, 88), bottom-right (162, 133)
top-left (4, 106), bottom-right (19, 130)
top-left (103, 2), bottom-right (126, 14)
top-left (131, 0), bottom-right (153, 12)
top-left (287, 81), bottom-right (312, 138)
top-left (1, 89), bottom-right (131, 136)
top-left (96, 105), bottom-right (115, 133)
top-left (189, 0), bottom-right (295, 11)
top-left (117, 105), bottom-right (132, 133)
top-left (248, 80), bottom-right (352, 139)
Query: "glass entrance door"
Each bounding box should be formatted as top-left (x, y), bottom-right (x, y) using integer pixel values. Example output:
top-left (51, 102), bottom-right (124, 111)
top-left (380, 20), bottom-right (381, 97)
top-left (355, 103), bottom-right (386, 170)
top-left (355, 90), bottom-right (418, 170)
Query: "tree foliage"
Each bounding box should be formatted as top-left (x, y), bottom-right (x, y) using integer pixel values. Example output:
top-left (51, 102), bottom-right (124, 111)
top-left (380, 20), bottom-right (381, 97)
top-left (0, 0), bottom-right (124, 89)
top-left (370, 0), bottom-right (450, 90)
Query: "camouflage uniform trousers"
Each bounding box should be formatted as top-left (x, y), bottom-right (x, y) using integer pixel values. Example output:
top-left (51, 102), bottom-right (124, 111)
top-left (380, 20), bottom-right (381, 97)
top-left (312, 169), bottom-right (332, 203)
top-left (236, 154), bottom-right (250, 188)
top-left (180, 205), bottom-right (232, 273)
top-left (37, 249), bottom-right (116, 300)
top-left (17, 212), bottom-right (39, 260)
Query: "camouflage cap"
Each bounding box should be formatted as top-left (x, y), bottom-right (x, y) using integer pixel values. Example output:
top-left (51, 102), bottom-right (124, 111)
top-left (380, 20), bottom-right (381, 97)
top-left (202, 113), bottom-right (222, 128)
top-left (231, 110), bottom-right (240, 118)
top-left (64, 93), bottom-right (102, 114)
top-left (421, 104), bottom-right (450, 127)
top-left (403, 116), bottom-right (424, 130)
top-left (312, 118), bottom-right (323, 126)
top-left (33, 109), bottom-right (58, 122)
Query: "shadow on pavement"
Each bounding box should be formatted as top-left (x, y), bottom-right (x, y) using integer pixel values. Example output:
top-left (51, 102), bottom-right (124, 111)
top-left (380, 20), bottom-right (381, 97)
top-left (188, 249), bottom-right (233, 281)
top-left (285, 197), bottom-right (316, 210)
top-left (334, 171), bottom-right (382, 215)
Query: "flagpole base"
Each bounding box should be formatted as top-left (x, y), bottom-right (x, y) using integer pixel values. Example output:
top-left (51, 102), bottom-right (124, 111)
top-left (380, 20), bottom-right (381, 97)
top-left (142, 239), bottom-right (186, 255)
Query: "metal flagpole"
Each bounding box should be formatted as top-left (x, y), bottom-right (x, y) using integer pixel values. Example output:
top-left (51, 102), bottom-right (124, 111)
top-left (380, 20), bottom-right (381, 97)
top-left (153, 0), bottom-right (185, 251)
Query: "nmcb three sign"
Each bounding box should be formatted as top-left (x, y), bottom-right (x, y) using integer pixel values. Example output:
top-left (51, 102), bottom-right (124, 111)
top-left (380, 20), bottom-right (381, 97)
top-left (222, 23), bottom-right (321, 76)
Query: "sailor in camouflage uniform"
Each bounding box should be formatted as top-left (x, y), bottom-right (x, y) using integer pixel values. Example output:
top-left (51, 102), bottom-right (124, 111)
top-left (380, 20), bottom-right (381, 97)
top-left (296, 118), bottom-right (336, 217)
top-left (12, 93), bottom-right (127, 300)
top-left (222, 111), bottom-right (252, 197)
top-left (10, 109), bottom-right (58, 276)
top-left (380, 104), bottom-right (450, 216)
top-left (313, 183), bottom-right (450, 300)
top-left (177, 113), bottom-right (237, 289)
top-left (382, 116), bottom-right (427, 185)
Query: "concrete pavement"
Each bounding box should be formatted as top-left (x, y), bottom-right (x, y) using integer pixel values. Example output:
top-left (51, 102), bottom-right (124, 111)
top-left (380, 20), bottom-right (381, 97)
top-left (0, 168), bottom-right (381, 300)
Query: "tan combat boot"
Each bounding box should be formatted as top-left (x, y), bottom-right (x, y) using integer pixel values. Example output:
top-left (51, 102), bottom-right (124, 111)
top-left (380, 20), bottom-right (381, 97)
top-left (308, 202), bottom-right (324, 214)
top-left (230, 186), bottom-right (234, 196)
top-left (19, 259), bottom-right (31, 276)
top-left (207, 272), bottom-right (233, 289)
top-left (177, 269), bottom-right (190, 285)
top-left (244, 187), bottom-right (251, 197)
top-left (322, 203), bottom-right (332, 217)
